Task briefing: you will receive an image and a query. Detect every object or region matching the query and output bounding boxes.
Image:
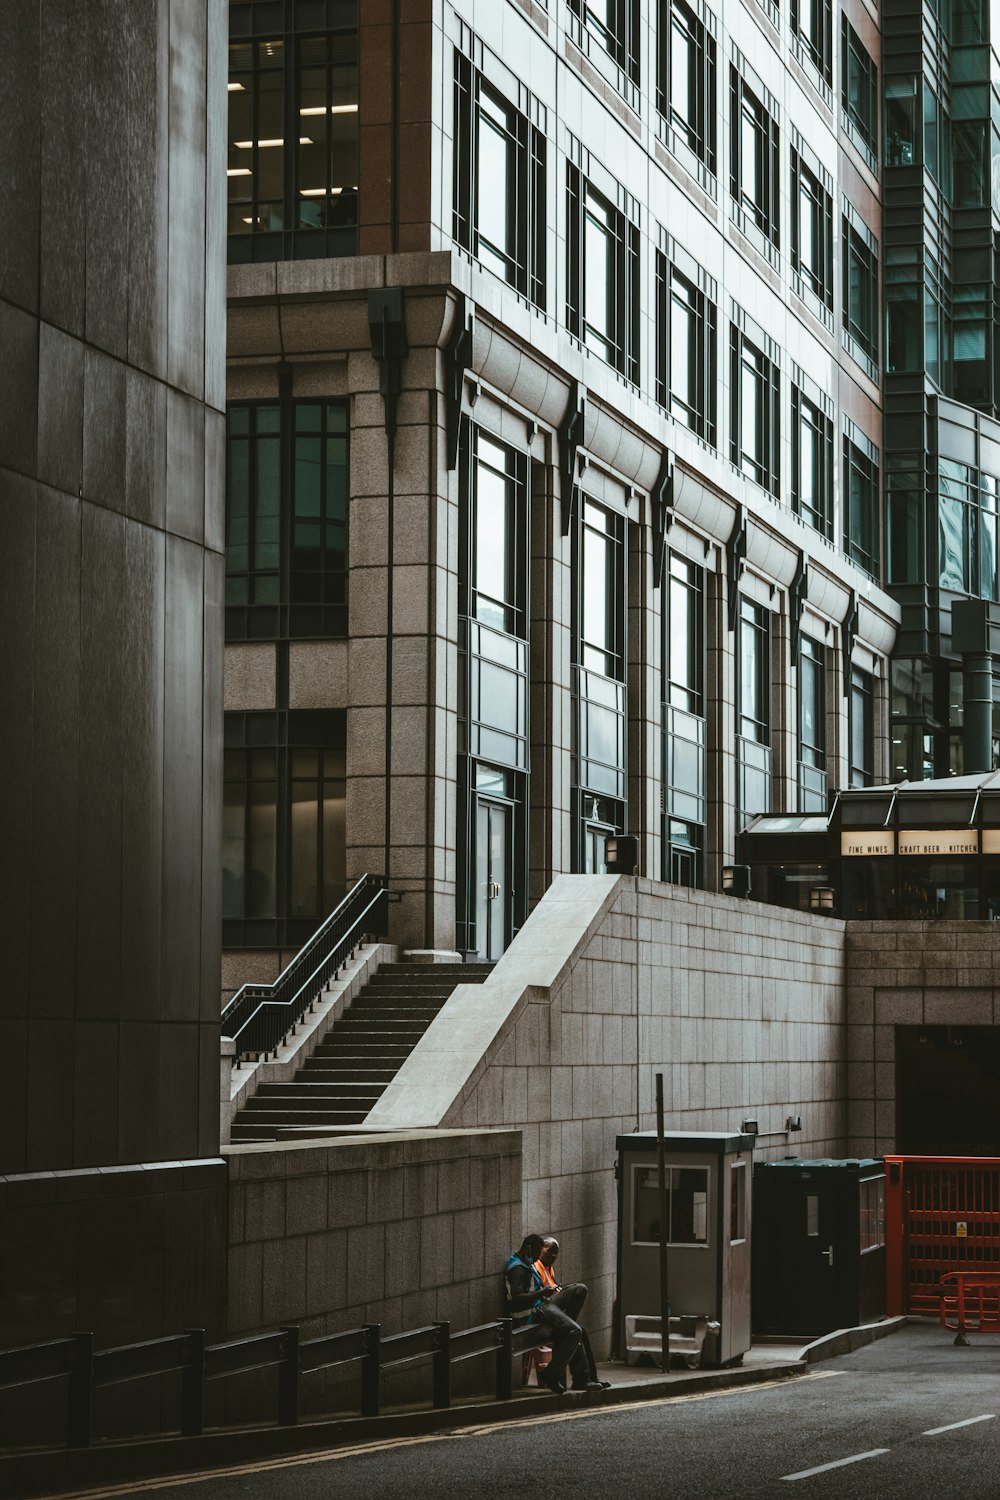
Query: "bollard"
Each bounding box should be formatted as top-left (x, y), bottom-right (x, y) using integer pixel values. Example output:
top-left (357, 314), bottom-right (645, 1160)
top-left (68, 1333), bottom-right (94, 1448)
top-left (432, 1322), bottom-right (451, 1409)
top-left (361, 1323), bottom-right (381, 1417)
top-left (278, 1327), bottom-right (300, 1426)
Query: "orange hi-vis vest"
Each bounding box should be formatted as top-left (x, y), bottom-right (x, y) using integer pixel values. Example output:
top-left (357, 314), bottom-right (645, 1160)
top-left (535, 1259), bottom-right (557, 1291)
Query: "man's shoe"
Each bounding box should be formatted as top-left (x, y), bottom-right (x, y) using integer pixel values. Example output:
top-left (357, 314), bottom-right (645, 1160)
top-left (573, 1380), bottom-right (606, 1392)
top-left (541, 1372), bottom-right (566, 1394)
top-left (598, 1380), bottom-right (612, 1389)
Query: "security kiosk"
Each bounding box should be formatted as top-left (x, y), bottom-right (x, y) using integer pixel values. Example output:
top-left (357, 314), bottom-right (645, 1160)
top-left (616, 1131), bottom-right (755, 1368)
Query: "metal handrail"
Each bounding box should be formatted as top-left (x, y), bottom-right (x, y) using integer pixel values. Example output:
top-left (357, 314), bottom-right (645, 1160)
top-left (221, 874), bottom-right (388, 1062)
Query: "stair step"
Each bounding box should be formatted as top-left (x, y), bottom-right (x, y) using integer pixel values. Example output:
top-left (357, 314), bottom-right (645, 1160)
top-left (255, 1082), bottom-right (386, 1099)
top-left (235, 1109), bottom-right (372, 1126)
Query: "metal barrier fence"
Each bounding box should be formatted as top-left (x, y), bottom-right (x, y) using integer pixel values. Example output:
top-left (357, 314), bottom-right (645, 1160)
top-left (939, 1271), bottom-right (1000, 1345)
top-left (885, 1155), bottom-right (1000, 1316)
top-left (0, 1317), bottom-right (550, 1452)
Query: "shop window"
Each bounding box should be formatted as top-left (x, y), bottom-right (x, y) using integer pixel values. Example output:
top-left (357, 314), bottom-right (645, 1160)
top-left (453, 55), bottom-right (546, 309)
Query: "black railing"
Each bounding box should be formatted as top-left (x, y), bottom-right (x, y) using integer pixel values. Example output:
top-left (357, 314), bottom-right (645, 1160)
top-left (0, 1317), bottom-right (550, 1451)
top-left (221, 874), bottom-right (388, 1063)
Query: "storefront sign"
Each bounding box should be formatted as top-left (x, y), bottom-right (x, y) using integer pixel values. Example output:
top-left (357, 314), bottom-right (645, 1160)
top-left (897, 829), bottom-right (979, 856)
top-left (982, 830), bottom-right (1000, 855)
top-left (841, 831), bottom-right (895, 857)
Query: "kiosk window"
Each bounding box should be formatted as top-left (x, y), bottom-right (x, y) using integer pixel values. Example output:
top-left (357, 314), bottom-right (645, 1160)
top-left (633, 1165), bottom-right (709, 1245)
top-left (860, 1177), bottom-right (885, 1252)
top-left (730, 1161), bottom-right (746, 1242)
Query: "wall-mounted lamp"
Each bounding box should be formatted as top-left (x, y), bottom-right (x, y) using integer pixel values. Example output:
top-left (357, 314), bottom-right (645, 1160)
top-left (741, 1119), bottom-right (759, 1137)
top-left (809, 886), bottom-right (836, 914)
top-left (785, 1115), bottom-right (803, 1132)
top-left (722, 865), bottom-right (751, 898)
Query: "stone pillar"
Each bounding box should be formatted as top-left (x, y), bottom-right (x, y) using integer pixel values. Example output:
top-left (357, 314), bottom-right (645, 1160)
top-left (0, 0), bottom-right (227, 1346)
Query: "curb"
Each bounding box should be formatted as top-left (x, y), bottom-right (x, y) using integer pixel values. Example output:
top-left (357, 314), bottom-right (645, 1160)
top-left (0, 1361), bottom-right (804, 1498)
top-left (797, 1316), bottom-right (908, 1364)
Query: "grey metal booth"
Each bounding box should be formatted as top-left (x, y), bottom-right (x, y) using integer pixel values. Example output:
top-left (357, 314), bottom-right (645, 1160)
top-left (616, 1131), bottom-right (755, 1367)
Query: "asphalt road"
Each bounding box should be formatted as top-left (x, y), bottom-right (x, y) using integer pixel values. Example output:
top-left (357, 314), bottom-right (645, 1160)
top-left (57, 1323), bottom-right (1000, 1500)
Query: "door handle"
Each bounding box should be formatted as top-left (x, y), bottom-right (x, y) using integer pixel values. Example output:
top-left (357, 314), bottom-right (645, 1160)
top-left (490, 880), bottom-right (501, 899)
top-left (822, 1244), bottom-right (834, 1267)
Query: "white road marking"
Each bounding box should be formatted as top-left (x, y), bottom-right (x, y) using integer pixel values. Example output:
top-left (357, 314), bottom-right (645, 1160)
top-left (923, 1414), bottom-right (996, 1436)
top-left (37, 1372), bottom-right (826, 1500)
top-left (782, 1448), bottom-right (890, 1481)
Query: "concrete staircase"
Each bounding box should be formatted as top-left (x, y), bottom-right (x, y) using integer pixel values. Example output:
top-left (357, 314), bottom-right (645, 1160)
top-left (229, 963), bottom-right (492, 1143)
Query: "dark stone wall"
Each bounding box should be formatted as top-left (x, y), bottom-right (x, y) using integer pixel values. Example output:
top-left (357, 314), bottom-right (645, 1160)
top-left (0, 0), bottom-right (227, 1345)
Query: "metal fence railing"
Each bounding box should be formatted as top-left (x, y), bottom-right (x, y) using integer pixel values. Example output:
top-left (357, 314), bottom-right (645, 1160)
top-left (0, 1316), bottom-right (550, 1451)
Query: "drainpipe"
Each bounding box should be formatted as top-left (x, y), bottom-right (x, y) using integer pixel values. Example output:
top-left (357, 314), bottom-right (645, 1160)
top-left (368, 289), bottom-right (409, 890)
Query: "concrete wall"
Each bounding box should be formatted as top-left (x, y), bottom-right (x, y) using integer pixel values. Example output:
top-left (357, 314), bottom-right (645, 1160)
top-left (0, 0), bottom-right (227, 1345)
top-left (364, 874), bottom-right (847, 1353)
top-left (846, 921), bottom-right (1000, 1157)
top-left (225, 1128), bottom-right (520, 1411)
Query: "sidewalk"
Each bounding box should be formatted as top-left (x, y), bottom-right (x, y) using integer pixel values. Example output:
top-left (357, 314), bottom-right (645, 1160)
top-left (1, 1320), bottom-right (905, 1499)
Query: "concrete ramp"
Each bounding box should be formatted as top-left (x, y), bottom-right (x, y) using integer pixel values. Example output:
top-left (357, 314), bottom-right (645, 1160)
top-left (362, 875), bottom-right (621, 1129)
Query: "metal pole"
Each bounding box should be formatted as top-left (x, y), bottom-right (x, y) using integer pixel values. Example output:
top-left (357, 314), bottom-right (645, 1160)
top-left (656, 1072), bottom-right (670, 1373)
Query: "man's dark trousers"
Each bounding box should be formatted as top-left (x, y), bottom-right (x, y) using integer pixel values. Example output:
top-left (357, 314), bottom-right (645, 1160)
top-left (537, 1282), bottom-right (587, 1383)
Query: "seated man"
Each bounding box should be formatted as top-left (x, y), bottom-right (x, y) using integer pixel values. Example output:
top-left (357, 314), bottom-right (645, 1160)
top-left (504, 1233), bottom-right (583, 1393)
top-left (536, 1237), bottom-right (610, 1392)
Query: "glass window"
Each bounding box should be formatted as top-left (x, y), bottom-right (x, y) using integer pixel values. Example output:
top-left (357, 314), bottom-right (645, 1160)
top-left (850, 667), bottom-right (875, 787)
top-left (886, 456), bottom-right (924, 583)
top-left (657, 256), bottom-right (717, 444)
top-left (223, 712), bottom-right (346, 943)
top-left (633, 1165), bottom-right (710, 1245)
top-left (799, 637), bottom-right (827, 811)
top-left (730, 325), bottom-right (779, 495)
top-left (859, 1177), bottom-right (885, 1252)
top-left (730, 70), bottom-right (779, 248)
top-left (468, 432), bottom-right (526, 638)
top-left (844, 435), bottom-right (880, 579)
top-left (453, 57), bottom-right (546, 309)
top-left (667, 555), bottom-right (704, 714)
top-left (792, 0), bottom-right (832, 83)
top-left (660, 0), bottom-right (717, 173)
top-left (664, 555), bottom-right (705, 887)
top-left (567, 166), bottom-right (638, 381)
top-left (792, 153), bottom-right (832, 309)
top-left (885, 253), bottom-right (921, 372)
top-left (938, 458), bottom-right (976, 593)
top-left (226, 401), bottom-right (348, 639)
top-left (843, 217), bottom-right (879, 368)
top-left (580, 501), bottom-right (624, 678)
top-left (792, 388), bottom-right (833, 539)
top-left (739, 598), bottom-right (770, 744)
top-left (570, 0), bottom-right (640, 82)
top-left (885, 76), bottom-right (918, 165)
top-left (730, 1162), bottom-right (747, 1242)
top-left (841, 18), bottom-right (878, 160)
top-left (227, 14), bottom-right (359, 260)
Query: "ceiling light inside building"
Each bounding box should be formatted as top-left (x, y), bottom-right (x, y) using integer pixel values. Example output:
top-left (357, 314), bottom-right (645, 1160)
top-left (300, 104), bottom-right (359, 114)
top-left (227, 168), bottom-right (252, 177)
top-left (234, 138), bottom-right (313, 149)
top-left (227, 82), bottom-right (245, 91)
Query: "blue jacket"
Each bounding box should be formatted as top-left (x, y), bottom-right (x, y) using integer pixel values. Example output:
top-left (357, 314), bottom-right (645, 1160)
top-left (504, 1251), bottom-right (545, 1323)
